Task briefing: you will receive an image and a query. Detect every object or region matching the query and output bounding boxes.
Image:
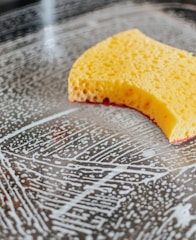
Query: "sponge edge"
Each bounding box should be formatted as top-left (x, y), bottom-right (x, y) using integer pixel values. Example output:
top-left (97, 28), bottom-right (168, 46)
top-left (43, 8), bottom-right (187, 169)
top-left (68, 29), bottom-right (196, 144)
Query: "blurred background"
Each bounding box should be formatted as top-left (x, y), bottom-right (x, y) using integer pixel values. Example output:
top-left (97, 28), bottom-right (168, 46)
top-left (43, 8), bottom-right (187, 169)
top-left (0, 0), bottom-right (195, 44)
top-left (0, 0), bottom-right (196, 14)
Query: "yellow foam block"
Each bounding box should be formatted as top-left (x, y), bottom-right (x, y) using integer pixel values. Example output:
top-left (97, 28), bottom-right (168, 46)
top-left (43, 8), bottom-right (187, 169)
top-left (68, 29), bottom-right (196, 143)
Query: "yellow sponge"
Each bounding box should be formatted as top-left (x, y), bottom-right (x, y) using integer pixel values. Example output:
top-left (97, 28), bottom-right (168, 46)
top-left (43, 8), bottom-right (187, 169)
top-left (68, 29), bottom-right (196, 143)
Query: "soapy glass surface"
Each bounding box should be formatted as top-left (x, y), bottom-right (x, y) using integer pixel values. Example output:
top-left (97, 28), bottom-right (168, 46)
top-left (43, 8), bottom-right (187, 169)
top-left (0, 1), bottom-right (196, 239)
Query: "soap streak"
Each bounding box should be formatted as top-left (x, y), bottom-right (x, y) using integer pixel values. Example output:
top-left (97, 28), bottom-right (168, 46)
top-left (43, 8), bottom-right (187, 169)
top-left (0, 108), bottom-right (78, 144)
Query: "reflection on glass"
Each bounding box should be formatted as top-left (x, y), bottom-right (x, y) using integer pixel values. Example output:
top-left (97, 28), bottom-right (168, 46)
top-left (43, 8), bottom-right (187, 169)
top-left (41, 0), bottom-right (56, 50)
